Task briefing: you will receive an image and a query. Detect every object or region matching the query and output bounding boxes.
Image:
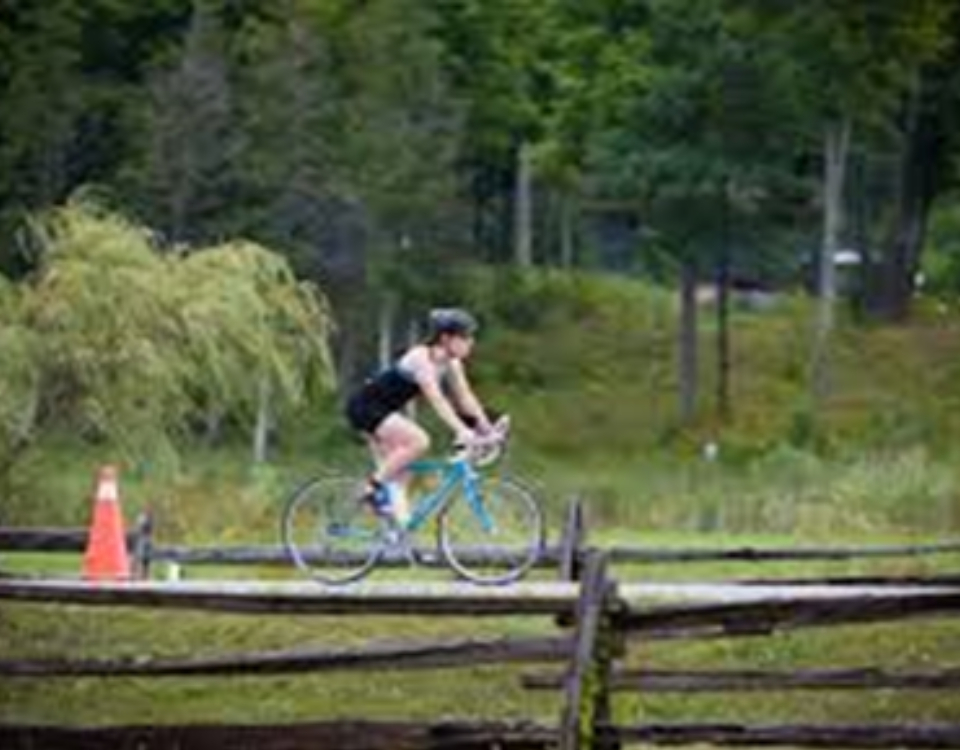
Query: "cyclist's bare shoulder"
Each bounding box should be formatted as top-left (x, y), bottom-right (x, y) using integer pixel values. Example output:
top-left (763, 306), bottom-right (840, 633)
top-left (398, 345), bottom-right (439, 383)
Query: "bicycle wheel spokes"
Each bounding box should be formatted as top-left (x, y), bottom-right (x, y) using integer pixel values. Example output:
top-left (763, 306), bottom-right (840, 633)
top-left (438, 476), bottom-right (544, 585)
top-left (281, 476), bottom-right (385, 585)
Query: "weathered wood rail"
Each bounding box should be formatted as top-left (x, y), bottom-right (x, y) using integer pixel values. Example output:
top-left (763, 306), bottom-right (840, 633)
top-left (0, 513), bottom-right (155, 579)
top-left (0, 720), bottom-right (560, 750)
top-left (5, 497), bottom-right (960, 579)
top-left (5, 720), bottom-right (960, 750)
top-left (524, 666), bottom-right (960, 692)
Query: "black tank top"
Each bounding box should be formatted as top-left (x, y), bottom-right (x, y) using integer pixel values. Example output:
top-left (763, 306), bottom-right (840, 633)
top-left (360, 366), bottom-right (421, 413)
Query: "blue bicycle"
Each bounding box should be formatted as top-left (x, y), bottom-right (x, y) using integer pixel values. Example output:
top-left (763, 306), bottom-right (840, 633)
top-left (281, 417), bottom-right (544, 585)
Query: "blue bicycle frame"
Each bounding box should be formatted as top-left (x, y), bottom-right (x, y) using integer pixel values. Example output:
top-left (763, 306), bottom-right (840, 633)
top-left (400, 455), bottom-right (495, 534)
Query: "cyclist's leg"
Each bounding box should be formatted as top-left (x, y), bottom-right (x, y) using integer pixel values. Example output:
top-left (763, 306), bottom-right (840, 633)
top-left (368, 413), bottom-right (430, 524)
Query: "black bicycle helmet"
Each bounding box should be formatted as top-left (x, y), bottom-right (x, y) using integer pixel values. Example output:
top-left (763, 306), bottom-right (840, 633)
top-left (428, 307), bottom-right (478, 338)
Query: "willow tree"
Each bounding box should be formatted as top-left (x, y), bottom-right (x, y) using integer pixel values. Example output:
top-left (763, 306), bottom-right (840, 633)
top-left (1, 199), bottom-right (334, 483)
top-left (0, 275), bottom-right (40, 490)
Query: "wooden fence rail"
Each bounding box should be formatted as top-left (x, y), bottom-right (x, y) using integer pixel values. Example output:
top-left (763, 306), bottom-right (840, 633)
top-left (0, 720), bottom-right (560, 750)
top-left (604, 541), bottom-right (960, 563)
top-left (0, 635), bottom-right (573, 678)
top-left (611, 723), bottom-right (960, 749)
top-left (0, 579), bottom-right (582, 616)
top-left (4, 578), bottom-right (959, 629)
top-left (524, 667), bottom-right (960, 692)
top-left (0, 527), bottom-right (141, 552)
top-left (5, 498), bottom-right (960, 579)
top-left (149, 544), bottom-right (565, 570)
top-left (6, 721), bottom-right (960, 750)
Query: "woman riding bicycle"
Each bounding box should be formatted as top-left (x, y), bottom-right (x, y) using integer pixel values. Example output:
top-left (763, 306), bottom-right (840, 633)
top-left (345, 307), bottom-right (494, 523)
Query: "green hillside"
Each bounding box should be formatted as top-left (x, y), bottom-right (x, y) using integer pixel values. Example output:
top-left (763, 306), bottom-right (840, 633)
top-left (5, 268), bottom-right (960, 541)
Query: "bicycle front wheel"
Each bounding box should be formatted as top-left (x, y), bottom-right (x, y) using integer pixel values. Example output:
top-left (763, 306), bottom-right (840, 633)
top-left (438, 476), bottom-right (544, 585)
top-left (281, 476), bottom-right (384, 585)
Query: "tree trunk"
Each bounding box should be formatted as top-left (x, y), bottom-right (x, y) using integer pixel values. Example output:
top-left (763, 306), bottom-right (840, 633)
top-left (679, 260), bottom-right (699, 425)
top-left (377, 295), bottom-right (396, 370)
top-left (405, 317), bottom-right (420, 420)
top-left (559, 190), bottom-right (577, 268)
top-left (870, 76), bottom-right (941, 321)
top-left (252, 376), bottom-right (272, 464)
top-left (715, 194), bottom-right (731, 422)
top-left (204, 408), bottom-right (224, 446)
top-left (513, 141), bottom-right (534, 267)
top-left (334, 326), bottom-right (360, 399)
top-left (810, 117), bottom-right (851, 405)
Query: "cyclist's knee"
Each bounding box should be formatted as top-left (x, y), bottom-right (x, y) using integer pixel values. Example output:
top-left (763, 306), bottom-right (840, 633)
top-left (411, 428), bottom-right (431, 456)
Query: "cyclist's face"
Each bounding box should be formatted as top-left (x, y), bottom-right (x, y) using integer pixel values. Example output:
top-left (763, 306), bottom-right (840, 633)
top-left (446, 333), bottom-right (474, 359)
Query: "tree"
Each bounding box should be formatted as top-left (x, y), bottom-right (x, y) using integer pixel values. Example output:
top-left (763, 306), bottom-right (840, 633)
top-left (234, 0), bottom-right (464, 383)
top-left (740, 1), bottom-right (954, 400)
top-left (232, 4), bottom-right (359, 381)
top-left (866, 6), bottom-right (960, 319)
top-left (0, 0), bottom-right (193, 275)
top-left (0, 199), bottom-right (334, 484)
top-left (131, 0), bottom-right (243, 243)
top-left (0, 0), bottom-right (88, 272)
top-left (0, 275), bottom-right (40, 490)
top-left (584, 0), bottom-right (799, 424)
top-left (431, 0), bottom-right (573, 264)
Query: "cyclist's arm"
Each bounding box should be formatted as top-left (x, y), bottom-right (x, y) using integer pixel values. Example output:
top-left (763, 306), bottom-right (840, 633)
top-left (407, 352), bottom-right (474, 441)
top-left (446, 359), bottom-right (492, 433)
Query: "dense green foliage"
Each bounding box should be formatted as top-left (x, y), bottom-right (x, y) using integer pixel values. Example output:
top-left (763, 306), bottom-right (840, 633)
top-left (3, 1), bottom-right (960, 296)
top-left (0, 201), bottom-right (334, 478)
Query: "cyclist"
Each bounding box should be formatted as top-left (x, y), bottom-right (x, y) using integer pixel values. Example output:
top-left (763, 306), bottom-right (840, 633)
top-left (345, 307), bottom-right (493, 522)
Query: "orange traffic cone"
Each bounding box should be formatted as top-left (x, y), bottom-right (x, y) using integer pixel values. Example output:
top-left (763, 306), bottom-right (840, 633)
top-left (82, 465), bottom-right (131, 581)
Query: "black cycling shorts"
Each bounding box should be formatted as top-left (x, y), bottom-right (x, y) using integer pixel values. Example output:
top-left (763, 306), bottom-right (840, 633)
top-left (345, 393), bottom-right (395, 435)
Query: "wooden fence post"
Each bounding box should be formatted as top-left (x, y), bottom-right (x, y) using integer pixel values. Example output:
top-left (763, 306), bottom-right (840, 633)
top-left (560, 550), bottom-right (619, 750)
top-left (559, 496), bottom-right (585, 583)
top-left (132, 509), bottom-right (154, 580)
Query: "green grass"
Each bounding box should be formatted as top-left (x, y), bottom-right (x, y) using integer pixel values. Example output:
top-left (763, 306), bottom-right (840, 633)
top-left (11, 436), bottom-right (960, 540)
top-left (0, 604), bottom-right (560, 724)
top-left (623, 620), bottom-right (960, 726)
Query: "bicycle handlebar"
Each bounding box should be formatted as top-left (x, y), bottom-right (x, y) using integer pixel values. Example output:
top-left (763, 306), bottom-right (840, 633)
top-left (451, 415), bottom-right (511, 466)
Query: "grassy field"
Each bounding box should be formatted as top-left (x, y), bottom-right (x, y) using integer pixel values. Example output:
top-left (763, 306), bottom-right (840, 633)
top-left (2, 534), bottom-right (959, 728)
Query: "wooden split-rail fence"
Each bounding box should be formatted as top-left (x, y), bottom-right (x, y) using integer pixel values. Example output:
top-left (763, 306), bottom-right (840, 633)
top-left (2, 500), bottom-right (960, 749)
top-left (5, 498), bottom-right (960, 581)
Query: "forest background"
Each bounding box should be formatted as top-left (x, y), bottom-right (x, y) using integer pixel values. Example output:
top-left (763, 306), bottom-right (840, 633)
top-left (3, 0), bottom-right (960, 542)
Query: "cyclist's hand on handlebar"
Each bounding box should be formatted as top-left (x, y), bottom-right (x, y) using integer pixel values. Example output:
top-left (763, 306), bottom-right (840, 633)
top-left (474, 417), bottom-right (495, 436)
top-left (451, 417), bottom-right (510, 466)
top-left (454, 426), bottom-right (477, 449)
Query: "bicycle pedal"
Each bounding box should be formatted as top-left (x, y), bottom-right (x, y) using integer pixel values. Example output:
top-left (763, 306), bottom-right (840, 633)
top-left (382, 527), bottom-right (403, 546)
top-left (380, 526), bottom-right (421, 566)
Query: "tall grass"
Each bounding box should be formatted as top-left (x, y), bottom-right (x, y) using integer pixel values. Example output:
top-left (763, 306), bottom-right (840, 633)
top-left (515, 443), bottom-right (960, 538)
top-left (6, 436), bottom-right (957, 548)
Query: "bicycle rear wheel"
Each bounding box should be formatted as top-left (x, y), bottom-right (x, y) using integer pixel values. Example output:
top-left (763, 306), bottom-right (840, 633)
top-left (281, 476), bottom-right (385, 585)
top-left (438, 475), bottom-right (544, 585)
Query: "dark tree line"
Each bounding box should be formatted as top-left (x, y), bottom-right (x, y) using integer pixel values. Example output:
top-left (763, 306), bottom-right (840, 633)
top-left (2, 0), bottom-right (960, 401)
